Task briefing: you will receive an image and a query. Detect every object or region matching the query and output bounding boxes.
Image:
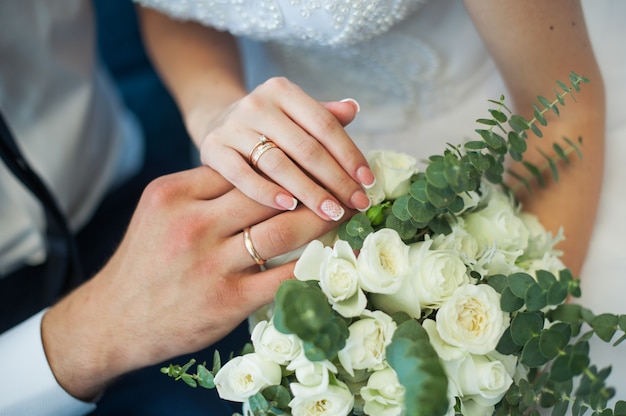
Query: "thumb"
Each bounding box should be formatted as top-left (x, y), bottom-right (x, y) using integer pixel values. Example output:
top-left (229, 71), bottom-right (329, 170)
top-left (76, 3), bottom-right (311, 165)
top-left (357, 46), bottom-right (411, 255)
top-left (322, 98), bottom-right (360, 127)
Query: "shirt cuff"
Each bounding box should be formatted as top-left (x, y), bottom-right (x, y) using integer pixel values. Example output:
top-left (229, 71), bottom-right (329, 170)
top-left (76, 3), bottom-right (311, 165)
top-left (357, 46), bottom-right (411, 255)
top-left (0, 309), bottom-right (97, 416)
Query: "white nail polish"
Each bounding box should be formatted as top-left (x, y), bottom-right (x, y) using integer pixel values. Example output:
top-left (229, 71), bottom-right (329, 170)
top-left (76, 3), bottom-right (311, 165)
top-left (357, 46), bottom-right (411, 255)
top-left (340, 98), bottom-right (360, 113)
top-left (321, 199), bottom-right (345, 221)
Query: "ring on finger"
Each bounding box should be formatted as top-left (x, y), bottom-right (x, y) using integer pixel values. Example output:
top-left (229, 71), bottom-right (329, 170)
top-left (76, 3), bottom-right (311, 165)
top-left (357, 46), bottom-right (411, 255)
top-left (248, 134), bottom-right (279, 169)
top-left (243, 226), bottom-right (266, 266)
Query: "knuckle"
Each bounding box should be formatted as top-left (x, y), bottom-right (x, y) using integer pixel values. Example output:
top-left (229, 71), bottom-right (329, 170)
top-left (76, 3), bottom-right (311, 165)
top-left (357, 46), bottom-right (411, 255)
top-left (263, 76), bottom-right (293, 92)
top-left (295, 137), bottom-right (324, 163)
top-left (265, 223), bottom-right (296, 254)
top-left (238, 92), bottom-right (265, 114)
top-left (141, 175), bottom-right (179, 208)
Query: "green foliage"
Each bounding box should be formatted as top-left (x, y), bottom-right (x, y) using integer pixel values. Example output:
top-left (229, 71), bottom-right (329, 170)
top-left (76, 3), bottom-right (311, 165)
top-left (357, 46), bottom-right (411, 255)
top-left (490, 268), bottom-right (626, 415)
top-left (160, 350), bottom-right (222, 389)
top-left (273, 279), bottom-right (349, 361)
top-left (386, 319), bottom-right (449, 416)
top-left (339, 71), bottom-right (588, 250)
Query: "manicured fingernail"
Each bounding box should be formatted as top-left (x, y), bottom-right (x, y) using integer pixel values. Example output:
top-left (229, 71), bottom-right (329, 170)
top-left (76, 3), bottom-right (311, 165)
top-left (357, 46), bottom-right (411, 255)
top-left (276, 193), bottom-right (298, 211)
top-left (351, 190), bottom-right (371, 212)
top-left (356, 166), bottom-right (376, 189)
top-left (340, 98), bottom-right (360, 113)
top-left (320, 199), bottom-right (345, 221)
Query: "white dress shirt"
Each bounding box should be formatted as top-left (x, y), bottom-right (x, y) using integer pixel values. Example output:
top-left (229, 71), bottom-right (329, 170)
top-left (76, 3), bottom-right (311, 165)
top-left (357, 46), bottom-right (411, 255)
top-left (0, 0), bottom-right (142, 414)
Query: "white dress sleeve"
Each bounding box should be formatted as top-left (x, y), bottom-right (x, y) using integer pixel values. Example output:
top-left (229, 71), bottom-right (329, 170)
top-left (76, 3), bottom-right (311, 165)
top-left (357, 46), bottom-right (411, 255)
top-left (0, 310), bottom-right (96, 416)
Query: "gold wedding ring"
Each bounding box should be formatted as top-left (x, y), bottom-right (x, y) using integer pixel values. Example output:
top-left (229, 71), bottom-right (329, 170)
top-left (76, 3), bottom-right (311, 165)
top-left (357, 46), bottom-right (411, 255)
top-left (243, 226), bottom-right (266, 265)
top-left (248, 134), bottom-right (278, 168)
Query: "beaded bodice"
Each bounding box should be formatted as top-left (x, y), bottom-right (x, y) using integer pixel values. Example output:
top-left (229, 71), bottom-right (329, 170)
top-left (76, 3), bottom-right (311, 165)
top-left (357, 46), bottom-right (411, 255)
top-left (135, 0), bottom-right (426, 47)
top-left (135, 0), bottom-right (503, 157)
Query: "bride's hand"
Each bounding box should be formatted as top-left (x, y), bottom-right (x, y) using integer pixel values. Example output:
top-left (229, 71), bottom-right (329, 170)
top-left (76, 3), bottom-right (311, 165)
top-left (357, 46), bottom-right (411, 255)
top-left (196, 77), bottom-right (375, 221)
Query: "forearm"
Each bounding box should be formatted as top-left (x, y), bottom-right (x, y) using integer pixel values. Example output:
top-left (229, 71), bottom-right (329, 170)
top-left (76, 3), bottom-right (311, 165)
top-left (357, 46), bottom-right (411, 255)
top-left (135, 6), bottom-right (247, 146)
top-left (464, 0), bottom-right (606, 275)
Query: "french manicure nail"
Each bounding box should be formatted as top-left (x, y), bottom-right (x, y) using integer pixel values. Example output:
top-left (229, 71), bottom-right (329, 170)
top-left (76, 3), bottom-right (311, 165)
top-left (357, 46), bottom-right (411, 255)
top-left (340, 98), bottom-right (360, 113)
top-left (320, 199), bottom-right (345, 221)
top-left (276, 193), bottom-right (298, 211)
top-left (356, 165), bottom-right (376, 189)
top-left (351, 190), bottom-right (371, 212)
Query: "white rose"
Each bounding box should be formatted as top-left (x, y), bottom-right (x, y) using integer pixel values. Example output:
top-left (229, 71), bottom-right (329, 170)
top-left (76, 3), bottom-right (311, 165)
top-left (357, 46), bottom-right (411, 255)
top-left (460, 399), bottom-right (495, 416)
top-left (337, 310), bottom-right (397, 376)
top-left (294, 239), bottom-right (367, 317)
top-left (444, 353), bottom-right (514, 407)
top-left (410, 240), bottom-right (470, 310)
top-left (251, 320), bottom-right (302, 365)
top-left (214, 352), bottom-right (282, 402)
top-left (431, 218), bottom-right (481, 268)
top-left (287, 351), bottom-right (338, 398)
top-left (357, 229), bottom-right (410, 294)
top-left (519, 212), bottom-right (564, 260)
top-left (289, 381), bottom-right (355, 416)
top-left (367, 150), bottom-right (417, 201)
top-left (522, 252), bottom-right (566, 280)
top-left (464, 188), bottom-right (529, 256)
top-left (422, 319), bottom-right (465, 361)
top-left (360, 367), bottom-right (405, 416)
top-left (436, 284), bottom-right (509, 355)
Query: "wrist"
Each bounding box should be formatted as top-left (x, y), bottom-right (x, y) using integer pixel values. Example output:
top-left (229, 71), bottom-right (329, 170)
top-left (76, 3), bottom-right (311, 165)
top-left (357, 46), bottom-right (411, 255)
top-left (40, 279), bottom-right (122, 402)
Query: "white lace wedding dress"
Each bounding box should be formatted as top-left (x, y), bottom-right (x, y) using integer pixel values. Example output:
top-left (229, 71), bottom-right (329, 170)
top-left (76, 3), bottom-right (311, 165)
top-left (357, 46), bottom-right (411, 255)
top-left (138, 0), bottom-right (626, 404)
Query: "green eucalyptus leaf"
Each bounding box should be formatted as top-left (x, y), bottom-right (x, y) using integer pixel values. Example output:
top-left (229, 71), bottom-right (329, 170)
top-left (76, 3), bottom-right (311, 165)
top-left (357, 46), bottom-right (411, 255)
top-left (500, 286), bottom-right (525, 313)
top-left (425, 159), bottom-right (449, 189)
top-left (490, 109), bottom-right (508, 123)
top-left (476, 118), bottom-right (498, 126)
top-left (387, 320), bottom-right (449, 416)
top-left (487, 274), bottom-right (508, 294)
top-left (477, 129), bottom-right (507, 150)
top-left (425, 183), bottom-right (456, 209)
top-left (196, 364), bottom-right (215, 389)
top-left (530, 123), bottom-right (543, 138)
top-left (525, 283), bottom-right (548, 312)
top-left (386, 214), bottom-right (418, 241)
top-left (539, 329), bottom-right (566, 360)
top-left (511, 312), bottom-right (544, 346)
top-left (509, 115), bottom-right (530, 132)
top-left (181, 373), bottom-right (198, 388)
top-left (547, 282), bottom-right (569, 306)
top-left (467, 151), bottom-right (491, 171)
top-left (409, 179), bottom-right (429, 202)
top-left (590, 313), bottom-right (619, 342)
top-left (521, 337), bottom-right (550, 367)
top-left (536, 270), bottom-right (557, 289)
top-left (407, 197), bottom-right (436, 223)
top-left (428, 215), bottom-right (452, 235)
top-left (392, 195), bottom-right (413, 221)
top-left (551, 399), bottom-right (569, 416)
top-left (497, 326), bottom-right (522, 355)
top-left (532, 103), bottom-right (548, 126)
top-left (465, 140), bottom-right (488, 151)
top-left (553, 142), bottom-right (571, 165)
top-left (548, 303), bottom-right (582, 324)
top-left (248, 392), bottom-right (270, 413)
top-left (508, 272), bottom-right (536, 299)
top-left (550, 354), bottom-right (575, 382)
top-left (508, 131), bottom-right (527, 154)
top-left (262, 385), bottom-right (292, 410)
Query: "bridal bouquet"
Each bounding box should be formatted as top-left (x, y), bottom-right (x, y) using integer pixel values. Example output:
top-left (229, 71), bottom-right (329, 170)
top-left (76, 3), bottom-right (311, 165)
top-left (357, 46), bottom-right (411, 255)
top-left (163, 72), bottom-right (626, 416)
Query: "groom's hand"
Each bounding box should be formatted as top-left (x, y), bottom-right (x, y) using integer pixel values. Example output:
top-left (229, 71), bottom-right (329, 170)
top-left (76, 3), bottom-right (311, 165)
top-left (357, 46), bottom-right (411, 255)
top-left (41, 166), bottom-right (352, 401)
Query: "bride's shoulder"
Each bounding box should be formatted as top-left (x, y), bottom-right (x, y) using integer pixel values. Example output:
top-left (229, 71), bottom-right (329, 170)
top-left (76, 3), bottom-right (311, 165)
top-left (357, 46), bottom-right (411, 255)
top-left (133, 0), bottom-right (428, 46)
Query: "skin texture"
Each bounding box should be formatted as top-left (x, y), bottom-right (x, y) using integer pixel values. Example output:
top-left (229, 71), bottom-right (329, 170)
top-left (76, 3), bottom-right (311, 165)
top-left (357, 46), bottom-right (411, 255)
top-left (136, 1), bottom-right (605, 276)
top-left (136, 9), bottom-right (375, 221)
top-left (41, 158), bottom-right (357, 401)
